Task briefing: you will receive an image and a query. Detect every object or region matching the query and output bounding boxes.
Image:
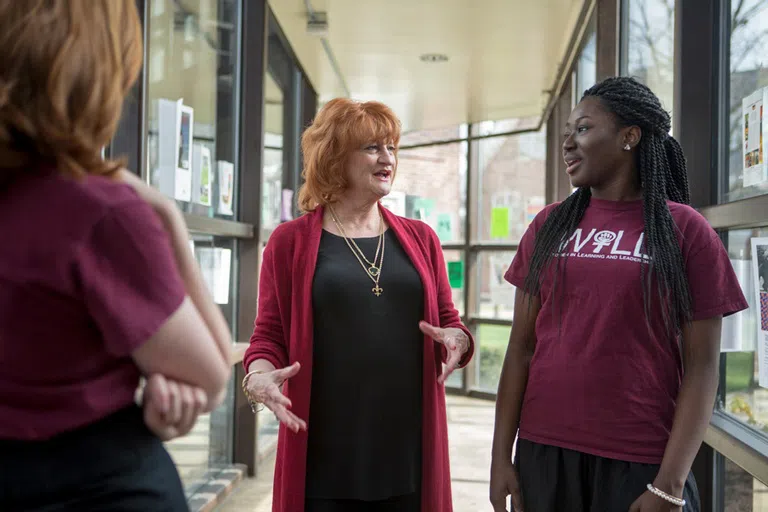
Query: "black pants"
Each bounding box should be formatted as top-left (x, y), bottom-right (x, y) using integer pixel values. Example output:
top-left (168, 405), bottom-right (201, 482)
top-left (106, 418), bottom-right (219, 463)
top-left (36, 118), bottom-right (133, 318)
top-left (0, 405), bottom-right (188, 511)
top-left (305, 492), bottom-right (420, 512)
top-left (516, 439), bottom-right (700, 512)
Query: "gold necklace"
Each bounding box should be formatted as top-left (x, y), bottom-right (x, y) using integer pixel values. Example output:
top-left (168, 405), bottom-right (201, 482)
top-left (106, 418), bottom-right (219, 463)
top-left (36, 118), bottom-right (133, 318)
top-left (330, 206), bottom-right (383, 277)
top-left (328, 205), bottom-right (386, 296)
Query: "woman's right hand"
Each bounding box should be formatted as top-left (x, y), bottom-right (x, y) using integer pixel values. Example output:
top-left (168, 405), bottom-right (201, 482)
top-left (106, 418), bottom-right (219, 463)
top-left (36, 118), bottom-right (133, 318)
top-left (245, 362), bottom-right (307, 433)
top-left (490, 459), bottom-right (523, 512)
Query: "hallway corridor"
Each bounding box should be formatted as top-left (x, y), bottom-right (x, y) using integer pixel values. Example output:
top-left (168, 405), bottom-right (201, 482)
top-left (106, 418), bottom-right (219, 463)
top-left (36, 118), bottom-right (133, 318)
top-left (216, 395), bottom-right (495, 511)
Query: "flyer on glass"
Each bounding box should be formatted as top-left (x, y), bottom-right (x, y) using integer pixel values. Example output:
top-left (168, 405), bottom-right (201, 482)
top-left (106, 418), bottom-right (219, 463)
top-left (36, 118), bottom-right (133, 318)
top-left (196, 247), bottom-right (232, 305)
top-left (751, 238), bottom-right (768, 387)
top-left (743, 88), bottom-right (767, 188)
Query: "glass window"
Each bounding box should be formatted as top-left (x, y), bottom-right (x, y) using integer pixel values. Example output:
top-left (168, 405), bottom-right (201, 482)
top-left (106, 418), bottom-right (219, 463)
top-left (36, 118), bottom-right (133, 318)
top-left (470, 117), bottom-right (540, 138)
top-left (475, 323), bottom-right (511, 391)
top-left (262, 71), bottom-right (284, 241)
top-left (258, 403), bottom-right (279, 458)
top-left (400, 124), bottom-right (467, 147)
top-left (726, 0), bottom-right (768, 203)
top-left (390, 142), bottom-right (468, 243)
top-left (166, 234), bottom-right (237, 493)
top-left (445, 368), bottom-right (464, 389)
top-left (474, 131), bottom-right (546, 243)
top-left (721, 228), bottom-right (763, 435)
top-left (723, 455), bottom-right (768, 509)
top-left (576, 16), bottom-right (598, 98)
top-left (625, 0), bottom-right (675, 125)
top-left (475, 251), bottom-right (516, 320)
top-left (146, 0), bottom-right (240, 220)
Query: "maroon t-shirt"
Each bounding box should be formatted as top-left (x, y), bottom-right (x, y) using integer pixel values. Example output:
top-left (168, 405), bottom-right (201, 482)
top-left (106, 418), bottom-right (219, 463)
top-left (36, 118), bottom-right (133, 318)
top-left (505, 197), bottom-right (748, 464)
top-left (0, 170), bottom-right (185, 440)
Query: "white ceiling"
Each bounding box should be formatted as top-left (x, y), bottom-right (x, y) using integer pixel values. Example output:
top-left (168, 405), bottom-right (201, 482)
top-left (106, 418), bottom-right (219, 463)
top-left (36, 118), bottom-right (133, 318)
top-left (269, 0), bottom-right (587, 133)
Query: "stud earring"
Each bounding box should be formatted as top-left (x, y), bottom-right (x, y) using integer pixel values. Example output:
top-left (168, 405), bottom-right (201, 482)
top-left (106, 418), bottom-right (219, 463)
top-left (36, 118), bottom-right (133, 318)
top-left (623, 144), bottom-right (631, 151)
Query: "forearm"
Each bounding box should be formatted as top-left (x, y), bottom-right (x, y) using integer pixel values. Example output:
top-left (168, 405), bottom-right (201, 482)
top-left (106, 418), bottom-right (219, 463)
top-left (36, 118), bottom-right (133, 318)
top-left (655, 363), bottom-right (719, 494)
top-left (491, 350), bottom-right (531, 462)
top-left (248, 359), bottom-right (277, 374)
top-left (160, 203), bottom-right (232, 365)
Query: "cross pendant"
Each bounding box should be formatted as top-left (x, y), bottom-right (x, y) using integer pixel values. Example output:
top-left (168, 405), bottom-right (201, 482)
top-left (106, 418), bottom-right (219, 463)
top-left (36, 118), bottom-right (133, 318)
top-left (372, 286), bottom-right (383, 296)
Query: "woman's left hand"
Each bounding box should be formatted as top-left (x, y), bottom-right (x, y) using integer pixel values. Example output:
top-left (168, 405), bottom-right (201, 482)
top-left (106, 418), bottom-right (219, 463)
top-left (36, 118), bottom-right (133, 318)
top-left (419, 321), bottom-right (469, 384)
top-left (628, 491), bottom-right (683, 512)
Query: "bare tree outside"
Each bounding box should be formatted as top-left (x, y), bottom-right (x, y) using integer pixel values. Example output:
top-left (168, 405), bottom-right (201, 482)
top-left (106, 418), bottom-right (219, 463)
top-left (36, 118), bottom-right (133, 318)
top-left (626, 0), bottom-right (676, 120)
top-left (727, 0), bottom-right (768, 201)
top-left (627, 0), bottom-right (768, 201)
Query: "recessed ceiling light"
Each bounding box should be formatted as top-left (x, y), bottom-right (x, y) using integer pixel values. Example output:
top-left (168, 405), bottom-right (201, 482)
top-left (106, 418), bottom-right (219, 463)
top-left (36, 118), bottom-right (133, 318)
top-left (419, 53), bottom-right (449, 63)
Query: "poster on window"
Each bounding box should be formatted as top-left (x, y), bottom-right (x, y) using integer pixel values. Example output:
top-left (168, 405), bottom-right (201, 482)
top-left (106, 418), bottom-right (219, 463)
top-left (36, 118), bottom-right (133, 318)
top-left (217, 160), bottom-right (234, 216)
top-left (155, 98), bottom-right (193, 202)
top-left (742, 88), bottom-right (767, 188)
top-left (192, 144), bottom-right (212, 206)
top-left (751, 238), bottom-right (768, 387)
top-left (196, 247), bottom-right (232, 305)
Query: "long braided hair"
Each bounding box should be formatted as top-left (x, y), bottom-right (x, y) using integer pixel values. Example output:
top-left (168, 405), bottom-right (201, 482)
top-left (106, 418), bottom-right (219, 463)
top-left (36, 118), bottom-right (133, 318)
top-left (523, 77), bottom-right (692, 334)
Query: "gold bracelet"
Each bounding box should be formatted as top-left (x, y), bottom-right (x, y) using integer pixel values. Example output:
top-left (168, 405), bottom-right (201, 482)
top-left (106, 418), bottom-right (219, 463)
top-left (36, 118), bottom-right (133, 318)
top-left (241, 370), bottom-right (265, 413)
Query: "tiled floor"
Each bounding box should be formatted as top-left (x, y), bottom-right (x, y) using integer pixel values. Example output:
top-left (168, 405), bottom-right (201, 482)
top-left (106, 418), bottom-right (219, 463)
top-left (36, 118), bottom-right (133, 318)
top-left (215, 395), bottom-right (495, 511)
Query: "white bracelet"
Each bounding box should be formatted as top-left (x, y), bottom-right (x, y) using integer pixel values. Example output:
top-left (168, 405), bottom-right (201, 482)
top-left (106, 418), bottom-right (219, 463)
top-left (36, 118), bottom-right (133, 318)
top-left (647, 483), bottom-right (686, 507)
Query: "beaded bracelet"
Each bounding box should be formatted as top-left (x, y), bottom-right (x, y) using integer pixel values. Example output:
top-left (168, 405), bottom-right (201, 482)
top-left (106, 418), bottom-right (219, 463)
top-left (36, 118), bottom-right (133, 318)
top-left (241, 370), bottom-right (265, 413)
top-left (647, 483), bottom-right (686, 507)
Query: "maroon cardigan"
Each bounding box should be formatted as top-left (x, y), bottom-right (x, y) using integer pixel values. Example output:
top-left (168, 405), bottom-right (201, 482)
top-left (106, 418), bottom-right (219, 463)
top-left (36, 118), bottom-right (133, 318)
top-left (243, 204), bottom-right (474, 512)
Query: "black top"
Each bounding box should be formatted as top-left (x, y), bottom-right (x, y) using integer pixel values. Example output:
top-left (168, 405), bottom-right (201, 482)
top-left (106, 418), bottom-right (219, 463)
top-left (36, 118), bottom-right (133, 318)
top-left (305, 229), bottom-right (424, 501)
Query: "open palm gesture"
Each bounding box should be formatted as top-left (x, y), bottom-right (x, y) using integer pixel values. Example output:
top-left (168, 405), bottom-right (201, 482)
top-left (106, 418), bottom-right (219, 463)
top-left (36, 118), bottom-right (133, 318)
top-left (419, 321), bottom-right (469, 383)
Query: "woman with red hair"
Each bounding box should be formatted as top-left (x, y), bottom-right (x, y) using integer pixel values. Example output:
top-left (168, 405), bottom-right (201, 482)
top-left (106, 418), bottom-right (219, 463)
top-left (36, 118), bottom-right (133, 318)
top-left (243, 98), bottom-right (474, 512)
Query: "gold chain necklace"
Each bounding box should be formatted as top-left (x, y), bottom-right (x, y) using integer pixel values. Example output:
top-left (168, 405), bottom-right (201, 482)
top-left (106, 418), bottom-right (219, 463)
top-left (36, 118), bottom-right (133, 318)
top-left (328, 205), bottom-right (385, 296)
top-left (329, 206), bottom-right (383, 276)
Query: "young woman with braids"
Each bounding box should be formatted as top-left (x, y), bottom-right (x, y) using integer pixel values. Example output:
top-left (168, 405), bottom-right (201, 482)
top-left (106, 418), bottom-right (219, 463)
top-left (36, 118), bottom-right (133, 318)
top-left (490, 76), bottom-right (748, 512)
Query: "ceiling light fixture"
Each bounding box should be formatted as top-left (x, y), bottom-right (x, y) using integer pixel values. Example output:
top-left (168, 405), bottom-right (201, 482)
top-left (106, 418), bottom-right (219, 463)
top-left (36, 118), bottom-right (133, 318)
top-left (419, 53), bottom-right (449, 63)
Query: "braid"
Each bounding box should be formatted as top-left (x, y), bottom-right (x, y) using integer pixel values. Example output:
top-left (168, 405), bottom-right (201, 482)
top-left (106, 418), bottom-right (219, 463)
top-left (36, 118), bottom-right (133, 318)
top-left (524, 76), bottom-right (692, 333)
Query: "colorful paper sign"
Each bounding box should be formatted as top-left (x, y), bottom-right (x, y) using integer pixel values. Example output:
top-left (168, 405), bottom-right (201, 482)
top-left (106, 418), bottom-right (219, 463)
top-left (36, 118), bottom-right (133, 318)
top-left (743, 88), bottom-right (767, 187)
top-left (436, 213), bottom-right (452, 242)
top-left (447, 261), bottom-right (464, 289)
top-left (491, 207), bottom-right (509, 238)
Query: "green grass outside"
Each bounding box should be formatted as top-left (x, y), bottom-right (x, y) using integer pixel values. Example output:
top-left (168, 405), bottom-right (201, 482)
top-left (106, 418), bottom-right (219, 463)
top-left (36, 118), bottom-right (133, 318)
top-left (725, 351), bottom-right (755, 393)
top-left (477, 324), bottom-right (511, 350)
top-left (476, 324), bottom-right (511, 390)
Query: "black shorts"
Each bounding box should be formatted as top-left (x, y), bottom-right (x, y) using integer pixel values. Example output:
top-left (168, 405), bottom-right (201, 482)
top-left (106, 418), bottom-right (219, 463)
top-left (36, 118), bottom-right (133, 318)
top-left (516, 439), bottom-right (700, 512)
top-left (0, 405), bottom-right (188, 511)
top-left (305, 492), bottom-right (420, 512)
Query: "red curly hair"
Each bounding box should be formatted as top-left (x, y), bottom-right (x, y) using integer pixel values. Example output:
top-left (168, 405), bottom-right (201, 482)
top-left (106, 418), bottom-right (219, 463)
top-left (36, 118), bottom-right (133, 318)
top-left (298, 98), bottom-right (401, 212)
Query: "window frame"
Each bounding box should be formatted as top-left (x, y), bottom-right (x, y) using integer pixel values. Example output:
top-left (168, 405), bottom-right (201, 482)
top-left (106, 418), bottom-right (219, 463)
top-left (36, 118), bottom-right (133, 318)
top-left (399, 123), bottom-right (545, 393)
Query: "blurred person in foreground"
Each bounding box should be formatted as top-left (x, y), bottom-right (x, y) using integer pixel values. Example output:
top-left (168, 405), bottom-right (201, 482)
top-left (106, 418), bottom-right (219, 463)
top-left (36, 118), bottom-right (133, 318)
top-left (242, 98), bottom-right (474, 512)
top-left (0, 1), bottom-right (232, 510)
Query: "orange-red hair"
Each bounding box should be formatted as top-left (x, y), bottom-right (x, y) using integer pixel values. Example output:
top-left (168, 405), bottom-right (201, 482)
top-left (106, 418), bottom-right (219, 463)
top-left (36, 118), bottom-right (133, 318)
top-left (298, 98), bottom-right (401, 212)
top-left (0, 0), bottom-right (143, 180)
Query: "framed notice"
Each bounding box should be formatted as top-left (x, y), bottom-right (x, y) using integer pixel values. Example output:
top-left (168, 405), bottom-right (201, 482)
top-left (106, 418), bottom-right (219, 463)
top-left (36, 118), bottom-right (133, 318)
top-left (192, 144), bottom-right (212, 206)
top-left (751, 238), bottom-right (768, 387)
top-left (196, 247), bottom-right (232, 305)
top-left (743, 88), bottom-right (767, 188)
top-left (155, 98), bottom-right (193, 202)
top-left (217, 160), bottom-right (234, 216)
